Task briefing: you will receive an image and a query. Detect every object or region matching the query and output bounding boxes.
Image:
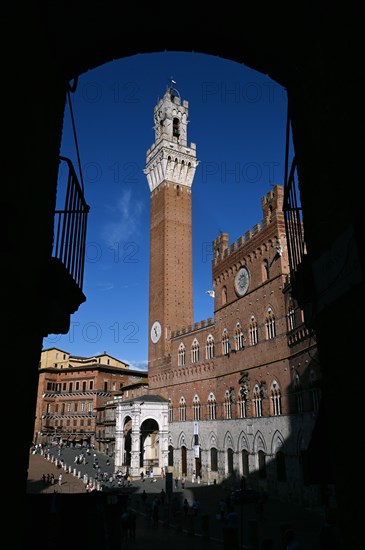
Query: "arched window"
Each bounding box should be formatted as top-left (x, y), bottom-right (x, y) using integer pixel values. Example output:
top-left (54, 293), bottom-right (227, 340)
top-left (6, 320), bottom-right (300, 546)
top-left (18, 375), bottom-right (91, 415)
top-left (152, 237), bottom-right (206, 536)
top-left (294, 372), bottom-right (303, 413)
top-left (241, 449), bottom-right (249, 478)
top-left (227, 448), bottom-right (234, 474)
top-left (276, 450), bottom-right (287, 482)
top-left (168, 398), bottom-right (173, 423)
top-left (210, 448), bottom-right (218, 472)
top-left (206, 335), bottom-right (215, 359)
top-left (224, 389), bottom-right (232, 419)
top-left (191, 338), bottom-right (199, 363)
top-left (309, 369), bottom-right (321, 413)
top-left (208, 392), bottom-right (216, 420)
top-left (222, 285), bottom-right (227, 305)
top-left (262, 258), bottom-right (269, 281)
top-left (178, 343), bottom-right (185, 366)
top-left (258, 450), bottom-right (267, 479)
top-left (265, 307), bottom-right (276, 339)
top-left (234, 323), bottom-right (245, 351)
top-left (179, 397), bottom-right (186, 422)
top-left (222, 329), bottom-right (230, 355)
top-left (271, 380), bottom-right (282, 416)
top-left (253, 384), bottom-right (263, 417)
top-left (249, 316), bottom-right (258, 345)
top-left (193, 395), bottom-right (201, 421)
top-left (168, 445), bottom-right (174, 467)
top-left (238, 386), bottom-right (247, 418)
top-left (173, 117), bottom-right (180, 138)
top-left (287, 299), bottom-right (296, 331)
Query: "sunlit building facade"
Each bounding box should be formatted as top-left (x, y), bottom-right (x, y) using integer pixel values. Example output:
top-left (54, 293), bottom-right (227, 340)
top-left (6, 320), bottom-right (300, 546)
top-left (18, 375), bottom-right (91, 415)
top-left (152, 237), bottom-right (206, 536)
top-left (114, 86), bottom-right (322, 504)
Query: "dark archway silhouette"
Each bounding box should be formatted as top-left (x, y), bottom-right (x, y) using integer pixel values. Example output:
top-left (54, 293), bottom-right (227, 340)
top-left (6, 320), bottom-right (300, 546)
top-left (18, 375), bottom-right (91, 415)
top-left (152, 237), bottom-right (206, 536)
top-left (8, 6), bottom-right (362, 548)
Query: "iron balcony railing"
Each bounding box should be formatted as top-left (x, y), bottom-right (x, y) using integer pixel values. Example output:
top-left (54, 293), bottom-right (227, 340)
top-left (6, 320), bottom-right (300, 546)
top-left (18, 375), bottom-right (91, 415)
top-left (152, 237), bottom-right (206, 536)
top-left (283, 156), bottom-right (307, 280)
top-left (53, 156), bottom-right (90, 291)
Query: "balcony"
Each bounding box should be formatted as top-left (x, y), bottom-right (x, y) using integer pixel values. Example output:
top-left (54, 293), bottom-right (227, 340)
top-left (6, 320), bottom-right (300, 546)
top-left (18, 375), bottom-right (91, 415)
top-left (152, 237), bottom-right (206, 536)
top-left (42, 157), bottom-right (90, 336)
top-left (283, 157), bottom-right (313, 312)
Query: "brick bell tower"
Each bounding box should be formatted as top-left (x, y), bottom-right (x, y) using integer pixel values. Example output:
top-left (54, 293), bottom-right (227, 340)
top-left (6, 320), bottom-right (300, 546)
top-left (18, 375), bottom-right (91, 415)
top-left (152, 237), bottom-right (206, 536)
top-left (145, 84), bottom-right (198, 369)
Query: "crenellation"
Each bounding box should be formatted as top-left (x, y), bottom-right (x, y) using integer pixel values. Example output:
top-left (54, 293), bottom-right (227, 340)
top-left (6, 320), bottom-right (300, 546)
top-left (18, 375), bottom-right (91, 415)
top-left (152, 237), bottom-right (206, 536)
top-left (237, 235), bottom-right (245, 247)
top-left (261, 184), bottom-right (284, 220)
top-left (213, 217), bottom-right (281, 267)
top-left (171, 316), bottom-right (215, 338)
top-left (262, 215), bottom-right (271, 228)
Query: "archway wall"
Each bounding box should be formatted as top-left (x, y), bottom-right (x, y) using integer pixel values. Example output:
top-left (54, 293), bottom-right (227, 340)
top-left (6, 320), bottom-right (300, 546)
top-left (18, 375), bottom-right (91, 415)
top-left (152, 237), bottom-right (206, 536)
top-left (24, 4), bottom-right (322, 88)
top-left (10, 8), bottom-right (363, 547)
top-left (168, 414), bottom-right (317, 496)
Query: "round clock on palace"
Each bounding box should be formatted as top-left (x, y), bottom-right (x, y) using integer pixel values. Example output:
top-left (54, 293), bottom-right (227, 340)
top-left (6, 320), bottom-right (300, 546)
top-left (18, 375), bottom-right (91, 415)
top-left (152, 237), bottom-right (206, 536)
top-left (234, 266), bottom-right (250, 296)
top-left (150, 320), bottom-right (162, 343)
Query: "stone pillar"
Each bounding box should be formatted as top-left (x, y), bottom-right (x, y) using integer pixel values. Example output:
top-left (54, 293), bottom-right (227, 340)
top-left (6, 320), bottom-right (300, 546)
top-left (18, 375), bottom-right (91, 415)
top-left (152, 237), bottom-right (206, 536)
top-left (130, 428), bottom-right (141, 477)
top-left (130, 404), bottom-right (142, 476)
top-left (159, 426), bottom-right (169, 470)
top-left (114, 400), bottom-right (125, 471)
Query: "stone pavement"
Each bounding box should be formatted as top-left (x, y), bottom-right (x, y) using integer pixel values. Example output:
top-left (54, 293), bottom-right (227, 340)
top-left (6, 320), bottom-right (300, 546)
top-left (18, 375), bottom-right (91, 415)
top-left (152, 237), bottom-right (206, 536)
top-left (26, 449), bottom-right (327, 549)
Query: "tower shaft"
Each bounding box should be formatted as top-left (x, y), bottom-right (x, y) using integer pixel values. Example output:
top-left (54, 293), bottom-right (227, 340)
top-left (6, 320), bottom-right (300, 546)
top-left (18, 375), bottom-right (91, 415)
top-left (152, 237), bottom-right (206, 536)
top-left (145, 86), bottom-right (198, 366)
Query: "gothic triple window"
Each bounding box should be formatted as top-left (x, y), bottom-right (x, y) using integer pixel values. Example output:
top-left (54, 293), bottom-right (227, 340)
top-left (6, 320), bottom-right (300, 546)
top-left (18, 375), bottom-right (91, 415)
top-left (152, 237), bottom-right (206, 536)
top-left (265, 307), bottom-right (276, 339)
top-left (234, 323), bottom-right (245, 351)
top-left (287, 299), bottom-right (296, 331)
top-left (178, 343), bottom-right (186, 366)
top-left (179, 397), bottom-right (186, 422)
top-left (253, 384), bottom-right (263, 417)
top-left (193, 395), bottom-right (201, 421)
top-left (271, 381), bottom-right (282, 416)
top-left (222, 329), bottom-right (230, 355)
top-left (249, 316), bottom-right (258, 345)
top-left (238, 391), bottom-right (247, 418)
top-left (191, 339), bottom-right (199, 363)
top-left (207, 392), bottom-right (216, 420)
top-left (206, 335), bottom-right (215, 359)
top-left (224, 389), bottom-right (232, 419)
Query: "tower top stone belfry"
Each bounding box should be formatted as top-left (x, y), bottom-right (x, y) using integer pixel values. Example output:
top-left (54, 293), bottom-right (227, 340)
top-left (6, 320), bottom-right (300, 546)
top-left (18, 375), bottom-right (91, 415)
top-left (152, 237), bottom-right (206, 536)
top-left (144, 84), bottom-right (198, 192)
top-left (145, 85), bottom-right (198, 370)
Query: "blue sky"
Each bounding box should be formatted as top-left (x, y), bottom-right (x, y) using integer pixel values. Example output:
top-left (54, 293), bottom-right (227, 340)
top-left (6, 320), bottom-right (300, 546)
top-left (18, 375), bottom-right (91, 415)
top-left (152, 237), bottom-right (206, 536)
top-left (43, 51), bottom-right (290, 370)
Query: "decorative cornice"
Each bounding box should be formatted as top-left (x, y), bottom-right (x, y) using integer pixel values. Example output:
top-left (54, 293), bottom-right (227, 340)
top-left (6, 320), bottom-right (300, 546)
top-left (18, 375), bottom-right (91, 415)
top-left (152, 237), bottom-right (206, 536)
top-left (144, 142), bottom-right (198, 191)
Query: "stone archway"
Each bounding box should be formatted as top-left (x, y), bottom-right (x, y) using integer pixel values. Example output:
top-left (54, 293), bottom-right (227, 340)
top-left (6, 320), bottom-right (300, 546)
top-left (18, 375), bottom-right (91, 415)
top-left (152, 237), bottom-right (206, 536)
top-left (114, 396), bottom-right (169, 477)
top-left (139, 418), bottom-right (160, 473)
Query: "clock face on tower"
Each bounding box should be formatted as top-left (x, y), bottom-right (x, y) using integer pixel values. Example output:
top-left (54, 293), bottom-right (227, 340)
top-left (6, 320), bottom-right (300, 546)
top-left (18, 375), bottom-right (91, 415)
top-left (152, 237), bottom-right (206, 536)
top-left (234, 266), bottom-right (250, 296)
top-left (150, 320), bottom-right (162, 343)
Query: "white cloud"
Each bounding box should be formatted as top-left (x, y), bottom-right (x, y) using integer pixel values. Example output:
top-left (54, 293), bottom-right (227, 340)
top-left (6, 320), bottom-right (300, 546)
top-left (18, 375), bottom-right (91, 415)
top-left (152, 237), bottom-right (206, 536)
top-left (102, 188), bottom-right (144, 244)
top-left (127, 359), bottom-right (148, 371)
top-left (96, 281), bottom-right (114, 291)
